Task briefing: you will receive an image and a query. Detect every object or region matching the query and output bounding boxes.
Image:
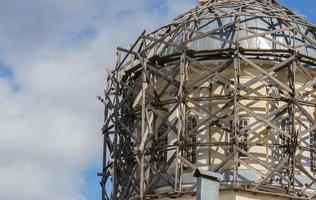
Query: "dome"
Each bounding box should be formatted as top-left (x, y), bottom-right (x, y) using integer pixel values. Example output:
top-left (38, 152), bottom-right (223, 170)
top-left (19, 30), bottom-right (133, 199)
top-left (149, 0), bottom-right (316, 58)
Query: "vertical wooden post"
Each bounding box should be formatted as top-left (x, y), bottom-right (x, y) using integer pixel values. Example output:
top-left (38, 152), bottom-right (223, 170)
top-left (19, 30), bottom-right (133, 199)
top-left (112, 51), bottom-right (121, 200)
top-left (140, 56), bottom-right (147, 199)
top-left (233, 4), bottom-right (242, 186)
top-left (175, 52), bottom-right (187, 193)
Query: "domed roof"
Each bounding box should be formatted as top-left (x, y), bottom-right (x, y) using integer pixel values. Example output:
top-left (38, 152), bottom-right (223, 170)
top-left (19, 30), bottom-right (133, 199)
top-left (146, 0), bottom-right (316, 57)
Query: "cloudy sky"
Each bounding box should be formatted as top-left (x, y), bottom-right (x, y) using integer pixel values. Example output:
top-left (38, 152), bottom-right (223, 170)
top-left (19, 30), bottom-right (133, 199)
top-left (0, 0), bottom-right (315, 200)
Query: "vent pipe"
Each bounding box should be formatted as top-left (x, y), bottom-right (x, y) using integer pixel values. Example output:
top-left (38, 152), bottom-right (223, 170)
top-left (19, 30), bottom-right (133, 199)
top-left (194, 169), bottom-right (222, 200)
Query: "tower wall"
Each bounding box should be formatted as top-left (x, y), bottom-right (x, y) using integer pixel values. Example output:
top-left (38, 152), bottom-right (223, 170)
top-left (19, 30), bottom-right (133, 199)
top-left (100, 0), bottom-right (316, 199)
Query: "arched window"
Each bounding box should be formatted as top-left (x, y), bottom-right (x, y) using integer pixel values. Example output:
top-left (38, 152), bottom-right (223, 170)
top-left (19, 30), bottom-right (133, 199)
top-left (228, 118), bottom-right (250, 155)
top-left (280, 118), bottom-right (291, 157)
top-left (239, 118), bottom-right (249, 153)
top-left (157, 123), bottom-right (168, 167)
top-left (185, 116), bottom-right (197, 164)
top-left (280, 118), bottom-right (291, 142)
top-left (281, 118), bottom-right (291, 132)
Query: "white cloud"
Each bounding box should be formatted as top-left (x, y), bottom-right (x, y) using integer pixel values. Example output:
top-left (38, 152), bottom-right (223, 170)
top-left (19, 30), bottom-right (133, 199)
top-left (0, 0), bottom-right (195, 199)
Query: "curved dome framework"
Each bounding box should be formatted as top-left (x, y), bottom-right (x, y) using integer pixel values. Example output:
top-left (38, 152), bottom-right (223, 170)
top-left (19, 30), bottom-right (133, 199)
top-left (99, 0), bottom-right (316, 199)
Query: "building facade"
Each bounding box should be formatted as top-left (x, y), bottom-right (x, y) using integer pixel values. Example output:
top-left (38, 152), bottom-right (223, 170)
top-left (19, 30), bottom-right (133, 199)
top-left (100, 0), bottom-right (316, 199)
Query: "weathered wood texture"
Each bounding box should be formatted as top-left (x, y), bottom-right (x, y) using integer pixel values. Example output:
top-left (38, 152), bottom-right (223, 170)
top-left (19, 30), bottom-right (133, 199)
top-left (99, 0), bottom-right (316, 199)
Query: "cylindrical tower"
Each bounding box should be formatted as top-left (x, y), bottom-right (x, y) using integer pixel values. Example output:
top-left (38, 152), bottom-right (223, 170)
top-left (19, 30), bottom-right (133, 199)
top-left (99, 0), bottom-right (316, 199)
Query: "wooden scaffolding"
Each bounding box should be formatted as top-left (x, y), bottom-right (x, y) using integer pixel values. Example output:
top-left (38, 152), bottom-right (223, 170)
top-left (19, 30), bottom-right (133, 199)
top-left (98, 0), bottom-right (316, 199)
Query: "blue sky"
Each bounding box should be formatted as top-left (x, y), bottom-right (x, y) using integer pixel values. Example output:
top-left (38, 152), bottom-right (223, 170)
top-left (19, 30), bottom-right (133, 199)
top-left (0, 1), bottom-right (315, 200)
top-left (279, 0), bottom-right (316, 23)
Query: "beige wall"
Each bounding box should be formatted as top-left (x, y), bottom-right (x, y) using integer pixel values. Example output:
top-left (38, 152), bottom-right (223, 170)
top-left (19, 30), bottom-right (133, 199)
top-left (140, 59), bottom-right (316, 194)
